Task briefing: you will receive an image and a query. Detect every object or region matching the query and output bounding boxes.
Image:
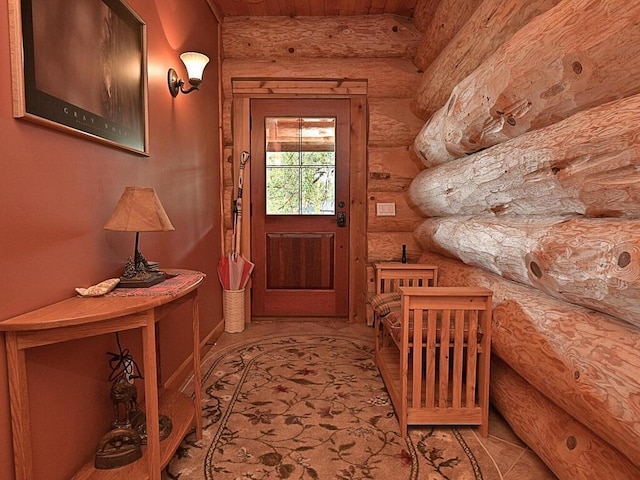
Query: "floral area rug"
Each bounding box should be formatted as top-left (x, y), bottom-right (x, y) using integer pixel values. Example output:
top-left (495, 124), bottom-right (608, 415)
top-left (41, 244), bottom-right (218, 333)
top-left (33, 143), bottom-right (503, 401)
top-left (164, 334), bottom-right (501, 480)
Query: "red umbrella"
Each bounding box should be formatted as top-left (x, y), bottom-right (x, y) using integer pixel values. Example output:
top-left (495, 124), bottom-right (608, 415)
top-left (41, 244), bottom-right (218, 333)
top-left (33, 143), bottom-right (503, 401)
top-left (218, 253), bottom-right (254, 290)
top-left (231, 254), bottom-right (254, 290)
top-left (217, 254), bottom-right (231, 290)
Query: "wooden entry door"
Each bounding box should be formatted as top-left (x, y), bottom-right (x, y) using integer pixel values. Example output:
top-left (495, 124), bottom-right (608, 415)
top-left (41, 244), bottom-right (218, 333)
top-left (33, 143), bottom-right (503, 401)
top-left (251, 98), bottom-right (350, 318)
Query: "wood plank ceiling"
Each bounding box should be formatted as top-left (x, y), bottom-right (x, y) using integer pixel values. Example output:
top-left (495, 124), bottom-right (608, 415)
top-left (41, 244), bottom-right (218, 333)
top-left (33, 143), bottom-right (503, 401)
top-left (212, 0), bottom-right (418, 18)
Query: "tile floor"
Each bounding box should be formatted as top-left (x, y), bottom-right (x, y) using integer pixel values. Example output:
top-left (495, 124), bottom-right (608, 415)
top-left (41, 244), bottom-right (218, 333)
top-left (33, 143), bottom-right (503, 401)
top-left (210, 320), bottom-right (558, 480)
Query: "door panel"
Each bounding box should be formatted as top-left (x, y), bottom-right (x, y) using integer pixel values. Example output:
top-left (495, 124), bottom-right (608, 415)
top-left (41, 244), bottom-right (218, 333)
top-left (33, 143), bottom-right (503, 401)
top-left (251, 98), bottom-right (350, 317)
top-left (266, 233), bottom-right (334, 289)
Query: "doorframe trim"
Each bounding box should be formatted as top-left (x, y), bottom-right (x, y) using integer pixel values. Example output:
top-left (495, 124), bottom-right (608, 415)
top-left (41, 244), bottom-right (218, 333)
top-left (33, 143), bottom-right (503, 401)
top-left (230, 78), bottom-right (368, 323)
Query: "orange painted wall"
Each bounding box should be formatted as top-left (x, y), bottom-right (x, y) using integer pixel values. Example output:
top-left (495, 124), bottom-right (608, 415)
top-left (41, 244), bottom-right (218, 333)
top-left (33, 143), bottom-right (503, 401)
top-left (0, 1), bottom-right (222, 478)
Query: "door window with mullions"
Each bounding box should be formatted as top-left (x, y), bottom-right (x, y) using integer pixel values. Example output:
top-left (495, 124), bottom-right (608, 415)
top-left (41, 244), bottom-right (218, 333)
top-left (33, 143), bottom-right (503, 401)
top-left (265, 116), bottom-right (336, 215)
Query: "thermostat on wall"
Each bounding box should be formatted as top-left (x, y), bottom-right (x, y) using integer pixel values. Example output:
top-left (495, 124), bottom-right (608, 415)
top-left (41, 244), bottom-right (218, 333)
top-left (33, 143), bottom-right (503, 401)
top-left (376, 202), bottom-right (396, 216)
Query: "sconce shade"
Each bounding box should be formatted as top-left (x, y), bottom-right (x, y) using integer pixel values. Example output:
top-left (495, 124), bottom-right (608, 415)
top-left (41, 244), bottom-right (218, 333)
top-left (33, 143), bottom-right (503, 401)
top-left (180, 52), bottom-right (210, 83)
top-left (104, 187), bottom-right (175, 233)
top-left (168, 51), bottom-right (210, 97)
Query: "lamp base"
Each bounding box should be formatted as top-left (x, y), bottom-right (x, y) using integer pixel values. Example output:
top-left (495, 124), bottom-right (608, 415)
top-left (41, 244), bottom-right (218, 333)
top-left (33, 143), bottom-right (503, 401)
top-left (117, 270), bottom-right (166, 289)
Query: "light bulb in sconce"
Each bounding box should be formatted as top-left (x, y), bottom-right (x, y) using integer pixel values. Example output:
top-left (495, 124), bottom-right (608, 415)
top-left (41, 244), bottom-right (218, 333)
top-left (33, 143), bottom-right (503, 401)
top-left (167, 51), bottom-right (210, 97)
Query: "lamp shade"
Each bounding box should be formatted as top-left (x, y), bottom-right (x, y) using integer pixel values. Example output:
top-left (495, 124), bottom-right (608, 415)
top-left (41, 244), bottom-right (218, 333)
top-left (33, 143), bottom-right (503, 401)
top-left (104, 187), bottom-right (175, 232)
top-left (180, 52), bottom-right (209, 82)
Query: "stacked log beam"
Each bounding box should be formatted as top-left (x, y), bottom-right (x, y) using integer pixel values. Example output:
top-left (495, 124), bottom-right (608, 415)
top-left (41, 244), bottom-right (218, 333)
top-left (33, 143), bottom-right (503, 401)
top-left (412, 0), bottom-right (442, 33)
top-left (413, 0), bottom-right (640, 165)
top-left (222, 16), bottom-right (420, 59)
top-left (415, 216), bottom-right (640, 327)
top-left (222, 15), bottom-right (426, 263)
top-left (368, 147), bottom-right (422, 194)
top-left (413, 0), bottom-right (484, 71)
top-left (417, 251), bottom-right (640, 470)
top-left (411, 0), bottom-right (561, 121)
top-left (367, 150), bottom-right (422, 234)
top-left (491, 358), bottom-right (640, 480)
top-left (409, 94), bottom-right (640, 214)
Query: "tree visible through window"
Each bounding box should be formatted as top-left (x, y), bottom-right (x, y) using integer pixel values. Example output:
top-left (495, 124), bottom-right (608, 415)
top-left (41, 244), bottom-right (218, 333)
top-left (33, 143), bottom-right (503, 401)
top-left (265, 117), bottom-right (336, 215)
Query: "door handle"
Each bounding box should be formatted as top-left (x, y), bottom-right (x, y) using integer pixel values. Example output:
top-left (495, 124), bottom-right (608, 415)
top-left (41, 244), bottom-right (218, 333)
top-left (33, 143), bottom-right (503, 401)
top-left (337, 211), bottom-right (347, 228)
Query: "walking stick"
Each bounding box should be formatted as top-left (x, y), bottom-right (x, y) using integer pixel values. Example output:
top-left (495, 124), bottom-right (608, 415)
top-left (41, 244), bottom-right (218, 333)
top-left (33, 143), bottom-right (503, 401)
top-left (232, 151), bottom-right (250, 259)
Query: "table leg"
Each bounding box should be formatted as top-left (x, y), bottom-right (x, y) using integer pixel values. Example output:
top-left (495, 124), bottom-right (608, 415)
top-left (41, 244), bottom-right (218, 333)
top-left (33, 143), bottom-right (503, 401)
top-left (5, 332), bottom-right (34, 480)
top-left (141, 310), bottom-right (161, 480)
top-left (192, 291), bottom-right (203, 440)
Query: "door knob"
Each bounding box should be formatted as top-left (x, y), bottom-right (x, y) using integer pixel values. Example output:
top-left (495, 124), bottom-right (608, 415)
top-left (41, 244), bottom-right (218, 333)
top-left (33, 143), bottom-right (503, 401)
top-left (337, 211), bottom-right (347, 227)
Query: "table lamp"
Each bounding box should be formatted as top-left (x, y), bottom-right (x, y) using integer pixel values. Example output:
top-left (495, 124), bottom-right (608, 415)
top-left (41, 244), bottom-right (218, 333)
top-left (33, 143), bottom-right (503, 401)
top-left (104, 186), bottom-right (175, 288)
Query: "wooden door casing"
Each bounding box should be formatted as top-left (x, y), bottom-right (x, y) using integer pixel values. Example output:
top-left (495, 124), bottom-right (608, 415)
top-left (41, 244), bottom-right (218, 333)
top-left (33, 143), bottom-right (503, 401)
top-left (251, 98), bottom-right (350, 317)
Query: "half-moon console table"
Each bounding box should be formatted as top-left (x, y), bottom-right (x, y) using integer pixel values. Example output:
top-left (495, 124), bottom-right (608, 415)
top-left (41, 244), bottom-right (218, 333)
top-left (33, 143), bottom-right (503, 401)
top-left (0, 269), bottom-right (205, 480)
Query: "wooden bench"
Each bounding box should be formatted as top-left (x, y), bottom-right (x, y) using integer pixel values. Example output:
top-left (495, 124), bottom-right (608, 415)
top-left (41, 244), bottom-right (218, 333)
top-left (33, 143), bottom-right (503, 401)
top-left (369, 263), bottom-right (439, 327)
top-left (374, 286), bottom-right (493, 438)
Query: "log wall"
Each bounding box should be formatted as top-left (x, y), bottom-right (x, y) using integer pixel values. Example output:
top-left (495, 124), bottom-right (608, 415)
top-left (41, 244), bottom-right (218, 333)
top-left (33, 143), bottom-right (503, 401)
top-left (409, 0), bottom-right (640, 478)
top-left (221, 14), bottom-right (426, 265)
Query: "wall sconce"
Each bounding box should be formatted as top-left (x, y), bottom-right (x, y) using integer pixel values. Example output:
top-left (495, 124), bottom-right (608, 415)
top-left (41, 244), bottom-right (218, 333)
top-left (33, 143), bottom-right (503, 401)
top-left (167, 52), bottom-right (210, 97)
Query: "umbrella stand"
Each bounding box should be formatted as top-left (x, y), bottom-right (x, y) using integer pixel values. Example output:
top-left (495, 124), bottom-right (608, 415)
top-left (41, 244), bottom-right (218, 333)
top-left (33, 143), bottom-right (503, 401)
top-left (222, 288), bottom-right (245, 333)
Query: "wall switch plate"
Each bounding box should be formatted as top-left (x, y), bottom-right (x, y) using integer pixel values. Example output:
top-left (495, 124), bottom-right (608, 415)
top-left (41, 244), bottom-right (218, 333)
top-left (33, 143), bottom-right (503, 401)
top-left (376, 202), bottom-right (396, 216)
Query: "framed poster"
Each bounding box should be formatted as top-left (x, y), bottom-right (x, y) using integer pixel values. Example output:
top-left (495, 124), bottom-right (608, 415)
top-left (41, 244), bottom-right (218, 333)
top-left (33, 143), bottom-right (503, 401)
top-left (8, 0), bottom-right (149, 155)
